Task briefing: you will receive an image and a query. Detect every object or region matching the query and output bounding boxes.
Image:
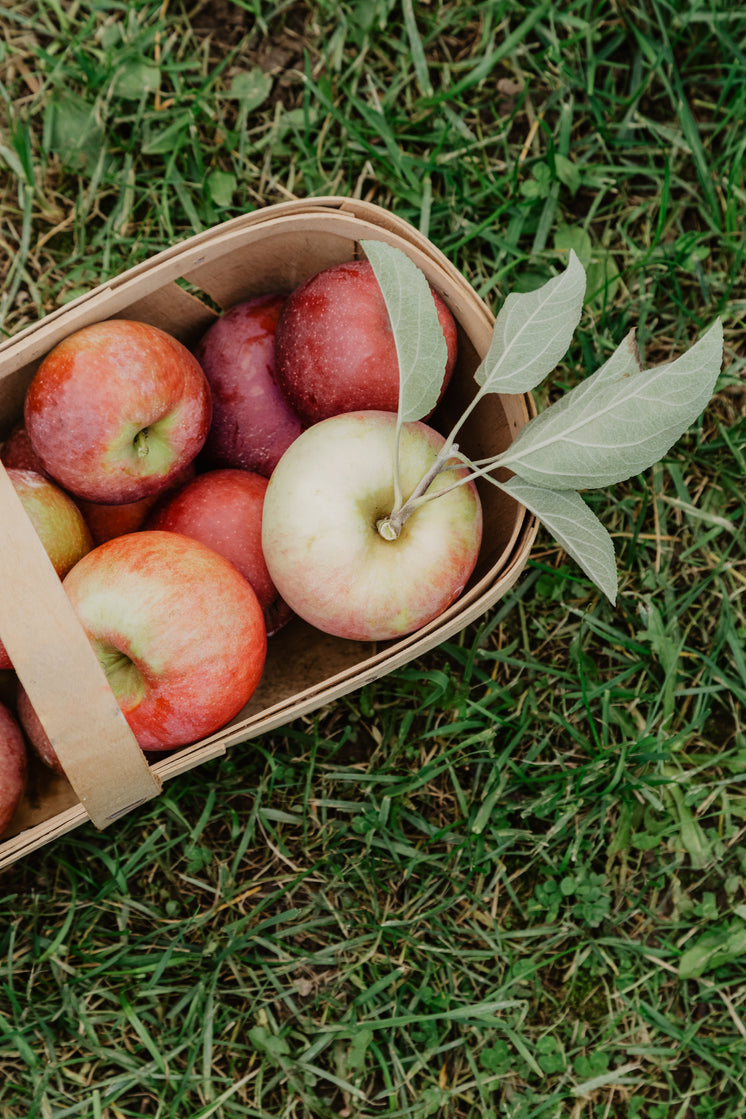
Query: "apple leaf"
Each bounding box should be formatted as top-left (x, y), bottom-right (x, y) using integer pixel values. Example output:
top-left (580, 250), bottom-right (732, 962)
top-left (473, 250), bottom-right (586, 394)
top-left (355, 236), bottom-right (725, 611)
top-left (499, 318), bottom-right (723, 489)
top-left (569, 327), bottom-right (642, 393)
top-left (361, 238), bottom-right (447, 423)
top-left (496, 478), bottom-right (618, 603)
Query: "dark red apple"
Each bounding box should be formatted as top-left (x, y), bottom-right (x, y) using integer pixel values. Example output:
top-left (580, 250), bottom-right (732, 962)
top-left (25, 319), bottom-right (212, 504)
top-left (146, 468), bottom-right (292, 635)
top-left (273, 259), bottom-right (458, 426)
top-left (0, 700), bottom-right (27, 836)
top-left (195, 294), bottom-right (303, 478)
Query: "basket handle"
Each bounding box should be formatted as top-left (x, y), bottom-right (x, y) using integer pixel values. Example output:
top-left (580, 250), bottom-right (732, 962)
top-left (0, 463), bottom-right (162, 828)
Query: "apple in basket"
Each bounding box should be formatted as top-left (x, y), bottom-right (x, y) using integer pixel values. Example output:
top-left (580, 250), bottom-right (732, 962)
top-left (0, 422), bottom-right (47, 473)
top-left (273, 259), bottom-right (458, 426)
top-left (195, 294), bottom-right (303, 478)
top-left (24, 319), bottom-right (212, 504)
top-left (0, 468), bottom-right (93, 670)
top-left (75, 460), bottom-right (197, 545)
top-left (18, 530), bottom-right (267, 769)
top-left (262, 239), bottom-right (725, 641)
top-left (146, 468), bottom-right (293, 636)
top-left (262, 410), bottom-right (482, 642)
top-left (0, 701), bottom-right (27, 837)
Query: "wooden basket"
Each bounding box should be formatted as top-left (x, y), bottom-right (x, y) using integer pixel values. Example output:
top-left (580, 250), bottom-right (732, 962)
top-left (0, 196), bottom-right (538, 870)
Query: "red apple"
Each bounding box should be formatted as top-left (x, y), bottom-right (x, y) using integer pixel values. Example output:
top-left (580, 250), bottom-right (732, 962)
top-left (75, 492), bottom-right (168, 546)
top-left (24, 319), bottom-right (212, 504)
top-left (18, 530), bottom-right (267, 757)
top-left (145, 468), bottom-right (293, 636)
top-left (261, 410), bottom-right (482, 641)
top-left (75, 460), bottom-right (197, 545)
top-left (273, 260), bottom-right (458, 426)
top-left (0, 468), bottom-right (94, 670)
top-left (0, 701), bottom-right (27, 836)
top-left (195, 294), bottom-right (303, 477)
top-left (16, 689), bottom-right (63, 776)
top-left (1, 422), bottom-right (47, 473)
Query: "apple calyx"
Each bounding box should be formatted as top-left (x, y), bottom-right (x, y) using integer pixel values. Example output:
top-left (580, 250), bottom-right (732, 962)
top-left (99, 644), bottom-right (146, 707)
top-left (376, 441), bottom-right (462, 540)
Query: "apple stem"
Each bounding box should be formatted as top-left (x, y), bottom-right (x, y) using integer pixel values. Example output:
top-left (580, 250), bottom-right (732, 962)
top-left (402, 449), bottom-right (512, 509)
top-left (377, 442), bottom-right (461, 540)
top-left (134, 429), bottom-right (149, 457)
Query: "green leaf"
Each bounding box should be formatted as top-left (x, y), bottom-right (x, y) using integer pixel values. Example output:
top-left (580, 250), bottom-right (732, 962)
top-left (662, 781), bottom-right (713, 870)
top-left (555, 153), bottom-right (582, 195)
top-left (361, 239), bottom-right (447, 423)
top-left (521, 162), bottom-right (552, 199)
top-left (678, 920), bottom-right (746, 979)
top-left (0, 140), bottom-right (25, 180)
top-left (207, 169), bottom-right (236, 208)
top-left (343, 1027), bottom-right (374, 1074)
top-left (228, 69), bottom-right (273, 112)
top-left (142, 113), bottom-right (192, 155)
top-left (535, 328), bottom-right (641, 413)
top-left (501, 318), bottom-right (723, 489)
top-left (112, 61), bottom-right (161, 100)
top-left (587, 252), bottom-right (622, 308)
top-left (43, 91), bottom-right (105, 170)
top-left (554, 225), bottom-right (592, 268)
top-left (473, 249), bottom-right (586, 394)
top-left (497, 478), bottom-right (618, 603)
top-left (248, 1025), bottom-right (290, 1059)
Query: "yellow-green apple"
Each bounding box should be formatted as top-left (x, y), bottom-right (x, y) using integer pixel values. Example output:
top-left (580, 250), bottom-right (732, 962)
top-left (24, 319), bottom-right (212, 504)
top-left (195, 294), bottom-right (303, 477)
top-left (145, 468), bottom-right (293, 636)
top-left (273, 260), bottom-right (458, 426)
top-left (0, 468), bottom-right (94, 670)
top-left (18, 530), bottom-right (267, 759)
top-left (261, 410), bottom-right (482, 641)
top-left (0, 700), bottom-right (27, 836)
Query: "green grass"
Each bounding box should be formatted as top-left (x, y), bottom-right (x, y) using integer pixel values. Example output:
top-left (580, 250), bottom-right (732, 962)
top-left (1, 0), bottom-right (745, 1116)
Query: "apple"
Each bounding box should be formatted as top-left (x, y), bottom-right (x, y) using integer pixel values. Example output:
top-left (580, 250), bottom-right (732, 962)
top-left (0, 701), bottom-right (27, 836)
top-left (75, 492), bottom-right (173, 546)
top-left (75, 460), bottom-right (197, 545)
top-left (273, 260), bottom-right (458, 426)
top-left (0, 422), bottom-right (198, 546)
top-left (0, 468), bottom-right (94, 670)
top-left (1, 422), bottom-right (47, 473)
top-left (17, 530), bottom-right (267, 758)
top-left (261, 410), bottom-right (482, 641)
top-left (145, 468), bottom-right (292, 635)
top-left (195, 294), bottom-right (303, 477)
top-left (24, 319), bottom-right (212, 504)
top-left (16, 689), bottom-right (63, 776)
